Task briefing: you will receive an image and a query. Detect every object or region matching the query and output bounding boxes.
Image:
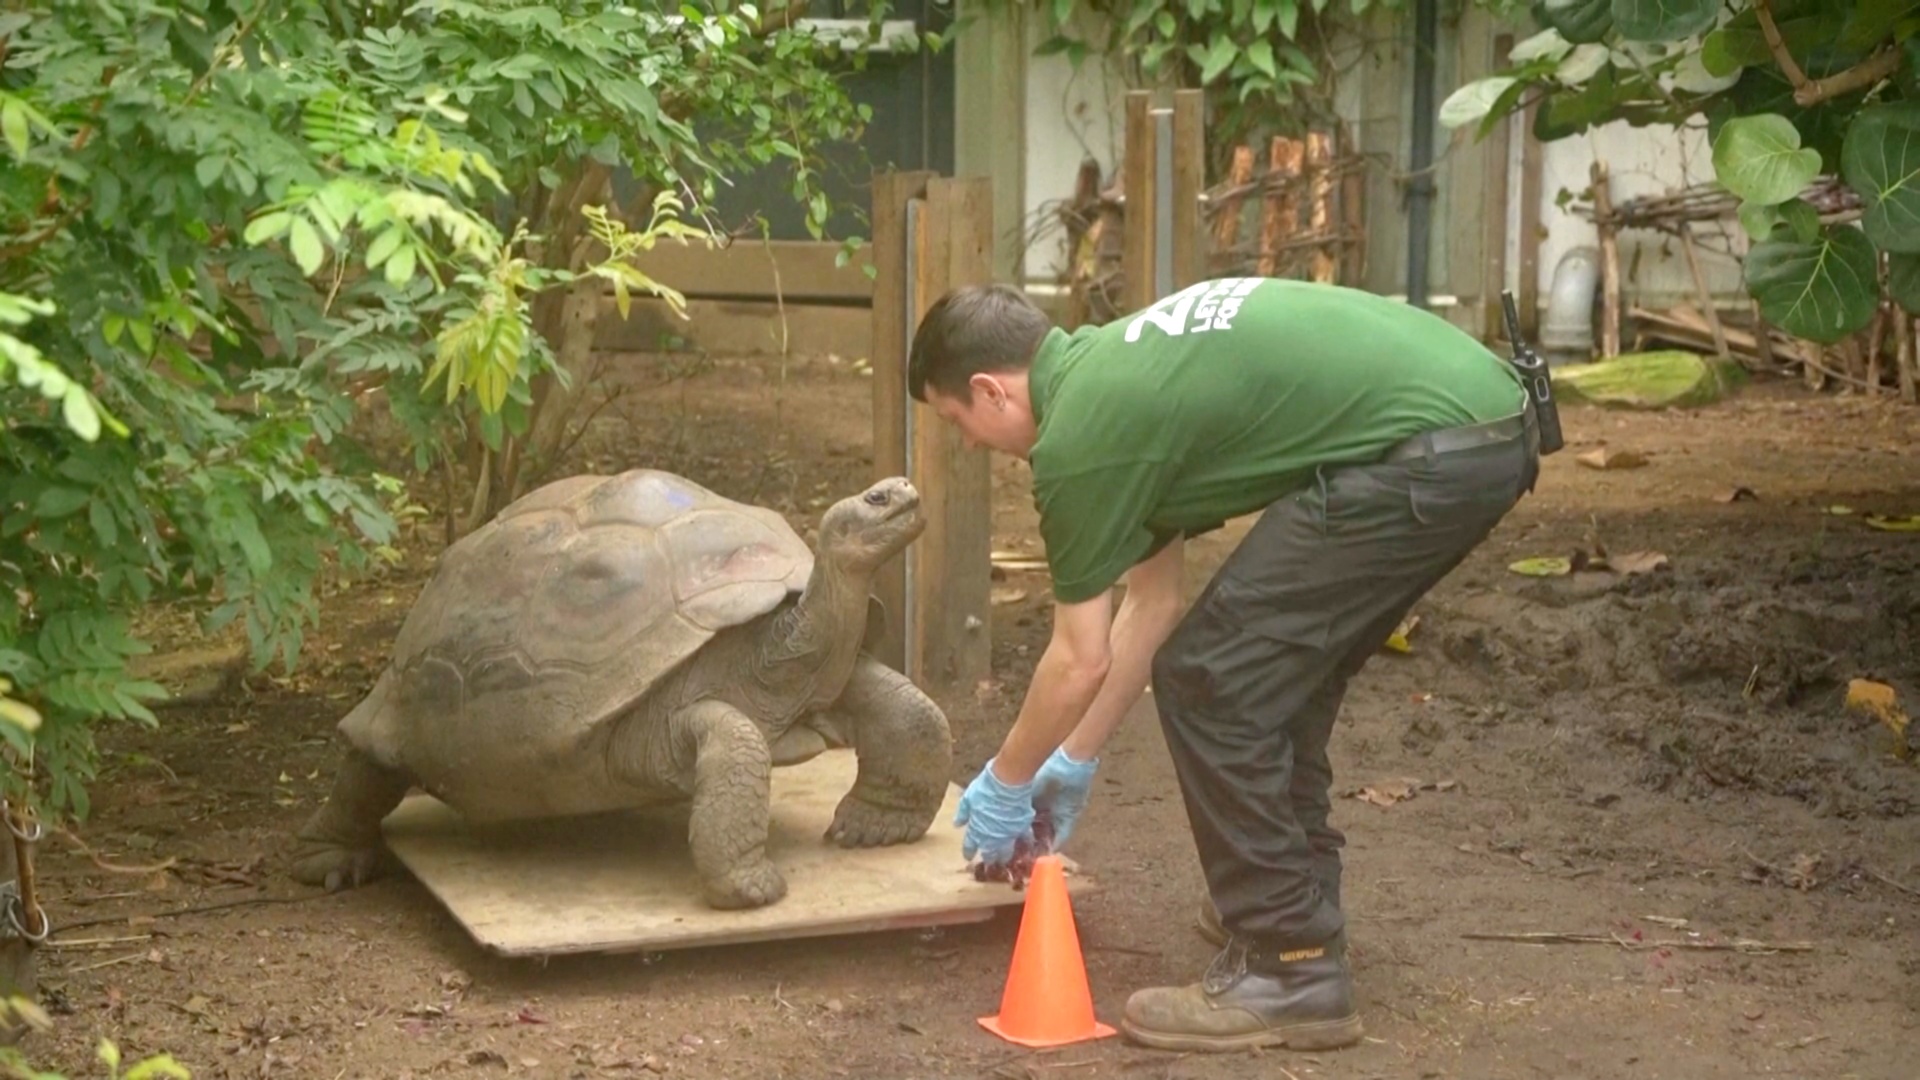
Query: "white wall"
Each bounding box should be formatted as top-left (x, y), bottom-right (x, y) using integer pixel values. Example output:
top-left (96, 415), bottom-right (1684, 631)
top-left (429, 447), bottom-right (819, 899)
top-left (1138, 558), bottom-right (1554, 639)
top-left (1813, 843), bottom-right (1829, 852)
top-left (1019, 20), bottom-right (1129, 285)
top-left (1512, 114), bottom-right (1749, 314)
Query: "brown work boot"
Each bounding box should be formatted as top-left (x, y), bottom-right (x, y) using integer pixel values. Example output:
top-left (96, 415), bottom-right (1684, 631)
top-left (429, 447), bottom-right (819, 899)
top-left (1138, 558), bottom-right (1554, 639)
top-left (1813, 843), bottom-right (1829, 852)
top-left (1121, 935), bottom-right (1362, 1053)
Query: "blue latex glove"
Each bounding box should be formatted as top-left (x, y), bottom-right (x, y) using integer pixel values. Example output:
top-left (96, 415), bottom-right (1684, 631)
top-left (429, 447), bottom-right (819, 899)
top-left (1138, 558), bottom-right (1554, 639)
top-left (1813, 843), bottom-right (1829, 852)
top-left (1032, 746), bottom-right (1099, 848)
top-left (954, 757), bottom-right (1036, 866)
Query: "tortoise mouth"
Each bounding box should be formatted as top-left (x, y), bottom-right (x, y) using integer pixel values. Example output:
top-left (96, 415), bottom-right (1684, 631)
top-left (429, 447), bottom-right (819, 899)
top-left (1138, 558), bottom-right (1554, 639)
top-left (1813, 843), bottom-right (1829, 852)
top-left (881, 492), bottom-right (921, 521)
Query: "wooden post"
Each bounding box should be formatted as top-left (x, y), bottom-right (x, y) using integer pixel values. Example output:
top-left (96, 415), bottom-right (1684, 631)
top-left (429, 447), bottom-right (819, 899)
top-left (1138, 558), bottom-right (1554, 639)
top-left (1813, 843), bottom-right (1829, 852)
top-left (869, 169), bottom-right (934, 674)
top-left (908, 178), bottom-right (995, 689)
top-left (1123, 91), bottom-right (1157, 312)
top-left (1482, 34), bottom-right (1514, 340)
top-left (867, 172), bottom-right (993, 689)
top-left (1306, 131), bottom-right (1335, 284)
top-left (1172, 89), bottom-right (1205, 292)
top-left (1590, 160), bottom-right (1621, 358)
top-left (1337, 120), bottom-right (1366, 286)
top-left (1515, 102), bottom-right (1544, 338)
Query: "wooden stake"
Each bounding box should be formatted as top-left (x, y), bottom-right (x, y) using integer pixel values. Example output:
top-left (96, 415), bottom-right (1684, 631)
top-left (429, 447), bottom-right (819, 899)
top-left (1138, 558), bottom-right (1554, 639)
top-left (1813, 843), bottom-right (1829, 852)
top-left (1257, 137), bottom-right (1303, 277)
top-left (1900, 314), bottom-right (1917, 403)
top-left (1212, 145), bottom-right (1255, 276)
top-left (1590, 160), bottom-right (1621, 358)
top-left (1338, 121), bottom-right (1367, 286)
top-left (1678, 224), bottom-right (1729, 362)
top-left (1307, 131), bottom-right (1335, 284)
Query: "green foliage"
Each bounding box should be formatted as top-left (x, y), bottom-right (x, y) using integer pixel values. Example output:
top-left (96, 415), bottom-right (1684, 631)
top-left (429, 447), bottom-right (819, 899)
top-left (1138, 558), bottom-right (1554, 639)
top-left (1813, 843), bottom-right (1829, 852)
top-left (0, 0), bottom-right (883, 821)
top-left (1442, 0), bottom-right (1920, 344)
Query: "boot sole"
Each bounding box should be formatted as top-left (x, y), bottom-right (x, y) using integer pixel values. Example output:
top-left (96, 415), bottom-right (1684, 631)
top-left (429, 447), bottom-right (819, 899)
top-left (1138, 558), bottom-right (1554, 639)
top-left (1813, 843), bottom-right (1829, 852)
top-left (1120, 1013), bottom-right (1365, 1054)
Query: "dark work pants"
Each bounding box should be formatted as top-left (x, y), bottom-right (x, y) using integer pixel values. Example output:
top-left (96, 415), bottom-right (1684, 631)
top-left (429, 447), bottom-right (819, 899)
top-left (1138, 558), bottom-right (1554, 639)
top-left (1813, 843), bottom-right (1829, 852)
top-left (1150, 423), bottom-right (1537, 951)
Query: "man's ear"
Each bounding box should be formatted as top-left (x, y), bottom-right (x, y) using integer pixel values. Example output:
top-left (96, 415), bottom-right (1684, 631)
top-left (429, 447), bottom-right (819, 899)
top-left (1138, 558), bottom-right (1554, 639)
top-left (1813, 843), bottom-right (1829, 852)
top-left (968, 372), bottom-right (1005, 409)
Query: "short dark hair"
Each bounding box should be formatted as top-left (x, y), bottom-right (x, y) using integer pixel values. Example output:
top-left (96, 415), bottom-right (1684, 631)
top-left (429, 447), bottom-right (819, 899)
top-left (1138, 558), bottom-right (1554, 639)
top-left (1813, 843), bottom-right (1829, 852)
top-left (906, 284), bottom-right (1052, 404)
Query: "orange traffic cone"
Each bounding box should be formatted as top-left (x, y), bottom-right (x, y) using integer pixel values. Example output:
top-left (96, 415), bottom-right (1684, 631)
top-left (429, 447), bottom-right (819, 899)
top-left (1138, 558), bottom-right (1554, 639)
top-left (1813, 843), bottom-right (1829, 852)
top-left (978, 854), bottom-right (1117, 1047)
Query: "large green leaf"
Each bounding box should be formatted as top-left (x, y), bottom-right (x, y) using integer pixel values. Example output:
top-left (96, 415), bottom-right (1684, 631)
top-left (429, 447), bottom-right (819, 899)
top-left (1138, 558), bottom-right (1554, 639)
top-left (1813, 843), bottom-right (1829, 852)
top-left (1711, 114), bottom-right (1823, 206)
top-left (1612, 0), bottom-right (1717, 42)
top-left (1738, 198), bottom-right (1820, 244)
top-left (1701, 7), bottom-right (1850, 77)
top-left (1841, 0), bottom-right (1920, 52)
top-left (1842, 102), bottom-right (1920, 254)
top-left (1535, 0), bottom-right (1613, 45)
top-left (1744, 226), bottom-right (1881, 343)
top-left (1887, 252), bottom-right (1920, 315)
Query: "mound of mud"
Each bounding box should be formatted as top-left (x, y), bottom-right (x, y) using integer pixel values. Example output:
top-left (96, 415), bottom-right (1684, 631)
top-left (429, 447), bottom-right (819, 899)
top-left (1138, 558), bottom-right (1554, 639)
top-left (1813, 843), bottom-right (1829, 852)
top-left (1432, 551), bottom-right (1920, 819)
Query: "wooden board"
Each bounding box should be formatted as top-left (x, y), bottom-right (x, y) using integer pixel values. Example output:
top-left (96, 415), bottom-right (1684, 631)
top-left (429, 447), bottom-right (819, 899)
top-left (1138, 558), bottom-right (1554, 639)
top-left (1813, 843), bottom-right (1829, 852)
top-left (591, 296), bottom-right (871, 358)
top-left (381, 749), bottom-right (1089, 958)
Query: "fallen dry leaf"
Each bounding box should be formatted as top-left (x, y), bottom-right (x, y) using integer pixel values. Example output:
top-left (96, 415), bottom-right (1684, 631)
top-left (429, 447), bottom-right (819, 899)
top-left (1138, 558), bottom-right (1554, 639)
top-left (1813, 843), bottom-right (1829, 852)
top-left (1509, 556), bottom-right (1572, 577)
top-left (1576, 446), bottom-right (1649, 470)
top-left (1716, 486), bottom-right (1758, 503)
top-left (1786, 853), bottom-right (1823, 891)
top-left (990, 587), bottom-right (1028, 606)
top-left (1608, 550), bottom-right (1670, 576)
top-left (1381, 613), bottom-right (1420, 654)
top-left (1863, 513), bottom-right (1920, 532)
top-left (1844, 678), bottom-right (1911, 760)
top-left (1351, 777), bottom-right (1460, 807)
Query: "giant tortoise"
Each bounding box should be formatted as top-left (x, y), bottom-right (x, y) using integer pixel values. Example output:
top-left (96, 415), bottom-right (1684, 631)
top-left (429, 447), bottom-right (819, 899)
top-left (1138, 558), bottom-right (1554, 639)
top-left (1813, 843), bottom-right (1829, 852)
top-left (290, 469), bottom-right (952, 909)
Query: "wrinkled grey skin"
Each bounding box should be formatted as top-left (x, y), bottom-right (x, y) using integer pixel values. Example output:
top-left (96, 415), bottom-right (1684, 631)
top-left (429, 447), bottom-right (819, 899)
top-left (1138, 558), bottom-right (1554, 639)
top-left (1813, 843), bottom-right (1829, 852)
top-left (290, 472), bottom-right (952, 910)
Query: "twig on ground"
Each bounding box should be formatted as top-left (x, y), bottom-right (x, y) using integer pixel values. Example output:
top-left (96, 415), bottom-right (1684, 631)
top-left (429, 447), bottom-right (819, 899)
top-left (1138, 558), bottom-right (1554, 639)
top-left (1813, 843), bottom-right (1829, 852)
top-left (70, 952), bottom-right (147, 974)
top-left (55, 893), bottom-right (318, 934)
top-left (47, 934), bottom-right (152, 950)
top-left (1865, 867), bottom-right (1920, 898)
top-left (1463, 931), bottom-right (1813, 954)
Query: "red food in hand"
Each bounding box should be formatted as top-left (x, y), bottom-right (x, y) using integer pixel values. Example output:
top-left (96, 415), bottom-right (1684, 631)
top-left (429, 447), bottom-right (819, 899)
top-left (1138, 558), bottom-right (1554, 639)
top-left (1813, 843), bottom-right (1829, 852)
top-left (972, 808), bottom-right (1056, 890)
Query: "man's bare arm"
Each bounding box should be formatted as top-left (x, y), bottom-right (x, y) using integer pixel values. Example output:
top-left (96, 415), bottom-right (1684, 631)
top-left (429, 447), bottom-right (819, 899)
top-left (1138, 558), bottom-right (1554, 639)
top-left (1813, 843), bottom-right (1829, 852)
top-left (1062, 535), bottom-right (1186, 761)
top-left (988, 586), bottom-right (1114, 786)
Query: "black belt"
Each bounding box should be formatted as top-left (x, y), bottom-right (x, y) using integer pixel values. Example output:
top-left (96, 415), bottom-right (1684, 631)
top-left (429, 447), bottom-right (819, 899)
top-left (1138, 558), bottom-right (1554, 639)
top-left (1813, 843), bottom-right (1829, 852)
top-left (1381, 408), bottom-right (1532, 464)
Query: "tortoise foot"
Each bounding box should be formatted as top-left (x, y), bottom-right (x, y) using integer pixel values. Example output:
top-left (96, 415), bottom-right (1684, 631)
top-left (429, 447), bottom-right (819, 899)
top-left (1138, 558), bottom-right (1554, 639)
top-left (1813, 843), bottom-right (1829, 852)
top-left (702, 858), bottom-right (788, 910)
top-left (824, 793), bottom-right (936, 848)
top-left (291, 839), bottom-right (392, 893)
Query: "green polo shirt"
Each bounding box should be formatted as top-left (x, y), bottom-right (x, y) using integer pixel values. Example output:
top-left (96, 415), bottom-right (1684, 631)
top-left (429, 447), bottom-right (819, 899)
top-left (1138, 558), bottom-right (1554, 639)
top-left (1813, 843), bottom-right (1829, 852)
top-left (1028, 277), bottom-right (1524, 603)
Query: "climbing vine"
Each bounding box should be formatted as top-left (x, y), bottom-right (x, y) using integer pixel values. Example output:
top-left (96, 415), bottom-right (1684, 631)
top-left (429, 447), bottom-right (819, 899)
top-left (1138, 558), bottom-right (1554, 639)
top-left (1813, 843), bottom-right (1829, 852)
top-left (981, 0), bottom-right (1410, 152)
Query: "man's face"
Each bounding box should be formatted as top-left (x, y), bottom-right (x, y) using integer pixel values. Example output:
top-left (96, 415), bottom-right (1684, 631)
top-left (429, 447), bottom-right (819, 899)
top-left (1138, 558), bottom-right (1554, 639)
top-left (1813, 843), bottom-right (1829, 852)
top-left (925, 376), bottom-right (1035, 458)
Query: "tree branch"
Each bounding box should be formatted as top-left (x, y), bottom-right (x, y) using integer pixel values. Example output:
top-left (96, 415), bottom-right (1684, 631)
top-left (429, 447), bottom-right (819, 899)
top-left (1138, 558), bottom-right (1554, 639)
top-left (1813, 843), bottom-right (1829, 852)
top-left (1794, 47), bottom-right (1904, 107)
top-left (1753, 0), bottom-right (1810, 92)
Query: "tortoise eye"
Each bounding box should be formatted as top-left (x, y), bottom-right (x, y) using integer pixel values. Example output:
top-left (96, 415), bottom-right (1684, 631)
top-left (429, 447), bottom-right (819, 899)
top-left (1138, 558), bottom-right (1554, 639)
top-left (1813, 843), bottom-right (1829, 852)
top-left (863, 490), bottom-right (889, 506)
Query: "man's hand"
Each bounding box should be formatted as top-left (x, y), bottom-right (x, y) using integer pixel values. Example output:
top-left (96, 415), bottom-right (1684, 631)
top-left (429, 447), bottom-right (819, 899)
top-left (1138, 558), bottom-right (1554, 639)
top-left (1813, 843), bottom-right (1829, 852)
top-left (1031, 745), bottom-right (1099, 847)
top-left (953, 757), bottom-right (1037, 866)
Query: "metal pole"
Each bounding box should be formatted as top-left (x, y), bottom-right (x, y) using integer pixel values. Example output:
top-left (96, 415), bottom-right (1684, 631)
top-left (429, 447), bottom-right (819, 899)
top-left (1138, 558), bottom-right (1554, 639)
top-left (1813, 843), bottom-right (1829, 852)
top-left (1153, 107), bottom-right (1174, 301)
top-left (901, 197), bottom-right (921, 684)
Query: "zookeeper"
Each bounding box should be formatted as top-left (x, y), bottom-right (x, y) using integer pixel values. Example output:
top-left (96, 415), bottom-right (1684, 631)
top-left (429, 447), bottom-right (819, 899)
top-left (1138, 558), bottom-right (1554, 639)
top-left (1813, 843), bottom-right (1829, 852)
top-left (905, 276), bottom-right (1540, 1053)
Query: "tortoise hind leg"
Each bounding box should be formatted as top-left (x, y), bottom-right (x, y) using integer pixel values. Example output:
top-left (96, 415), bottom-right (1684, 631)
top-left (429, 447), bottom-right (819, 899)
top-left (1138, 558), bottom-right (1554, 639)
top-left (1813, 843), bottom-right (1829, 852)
top-left (291, 746), bottom-right (414, 892)
top-left (820, 656), bottom-right (953, 848)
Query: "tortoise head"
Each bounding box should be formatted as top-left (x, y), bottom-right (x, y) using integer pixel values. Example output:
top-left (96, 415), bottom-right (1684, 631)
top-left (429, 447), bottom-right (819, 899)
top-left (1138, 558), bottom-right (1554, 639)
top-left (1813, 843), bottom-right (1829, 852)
top-left (816, 476), bottom-right (925, 572)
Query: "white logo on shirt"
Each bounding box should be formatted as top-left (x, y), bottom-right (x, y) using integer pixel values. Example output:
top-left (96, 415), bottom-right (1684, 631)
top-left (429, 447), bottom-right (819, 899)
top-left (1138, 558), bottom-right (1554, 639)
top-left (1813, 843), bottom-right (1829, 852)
top-left (1123, 277), bottom-right (1265, 342)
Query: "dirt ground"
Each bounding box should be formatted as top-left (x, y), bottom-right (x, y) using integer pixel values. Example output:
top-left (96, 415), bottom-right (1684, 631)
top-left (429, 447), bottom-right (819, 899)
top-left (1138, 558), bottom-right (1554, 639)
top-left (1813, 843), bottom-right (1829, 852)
top-left (16, 346), bottom-right (1920, 1079)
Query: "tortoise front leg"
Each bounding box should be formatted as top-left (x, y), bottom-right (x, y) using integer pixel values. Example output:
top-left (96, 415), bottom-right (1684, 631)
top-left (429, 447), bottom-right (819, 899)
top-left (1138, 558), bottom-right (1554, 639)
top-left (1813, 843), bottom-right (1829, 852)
top-left (291, 746), bottom-right (414, 892)
top-left (668, 699), bottom-right (787, 910)
top-left (819, 655), bottom-right (953, 848)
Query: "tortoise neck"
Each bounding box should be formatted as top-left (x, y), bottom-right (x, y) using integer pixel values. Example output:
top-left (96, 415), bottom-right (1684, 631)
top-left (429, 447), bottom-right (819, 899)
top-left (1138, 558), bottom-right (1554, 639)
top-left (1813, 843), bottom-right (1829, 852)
top-left (759, 555), bottom-right (870, 701)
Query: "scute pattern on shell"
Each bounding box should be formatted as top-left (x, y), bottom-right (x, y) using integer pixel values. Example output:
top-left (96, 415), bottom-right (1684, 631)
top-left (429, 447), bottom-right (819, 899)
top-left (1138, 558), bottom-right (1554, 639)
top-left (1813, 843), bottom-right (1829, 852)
top-left (340, 470), bottom-right (815, 817)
